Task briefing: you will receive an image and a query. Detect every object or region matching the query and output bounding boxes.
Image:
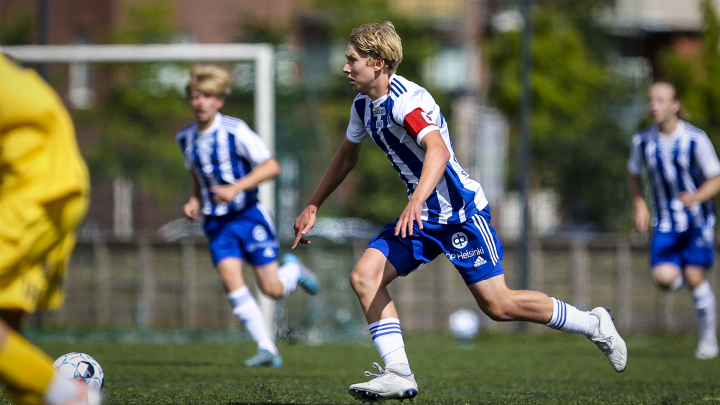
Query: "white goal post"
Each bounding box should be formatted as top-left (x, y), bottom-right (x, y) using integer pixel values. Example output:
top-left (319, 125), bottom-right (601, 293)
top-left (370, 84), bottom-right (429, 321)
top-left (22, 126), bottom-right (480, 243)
top-left (2, 43), bottom-right (277, 334)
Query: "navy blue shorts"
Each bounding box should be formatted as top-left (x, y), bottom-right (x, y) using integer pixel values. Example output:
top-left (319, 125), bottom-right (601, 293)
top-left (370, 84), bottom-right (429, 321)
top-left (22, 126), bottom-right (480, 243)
top-left (650, 226), bottom-right (715, 270)
top-left (368, 206), bottom-right (504, 285)
top-left (202, 202), bottom-right (279, 267)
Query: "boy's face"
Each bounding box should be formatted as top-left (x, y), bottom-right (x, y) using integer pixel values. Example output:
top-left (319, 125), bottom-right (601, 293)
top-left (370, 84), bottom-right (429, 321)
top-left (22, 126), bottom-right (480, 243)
top-left (648, 83), bottom-right (679, 125)
top-left (190, 88), bottom-right (225, 123)
top-left (343, 43), bottom-right (380, 94)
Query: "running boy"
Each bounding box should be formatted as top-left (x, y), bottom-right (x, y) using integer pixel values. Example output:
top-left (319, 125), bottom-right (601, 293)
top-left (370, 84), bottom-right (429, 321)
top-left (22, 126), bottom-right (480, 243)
top-left (177, 64), bottom-right (318, 368)
top-left (628, 82), bottom-right (719, 359)
top-left (293, 22), bottom-right (628, 402)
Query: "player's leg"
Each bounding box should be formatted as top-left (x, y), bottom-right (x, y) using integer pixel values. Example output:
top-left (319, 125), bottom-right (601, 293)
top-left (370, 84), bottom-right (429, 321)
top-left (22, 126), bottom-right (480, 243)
top-left (651, 264), bottom-right (685, 291)
top-left (217, 258), bottom-right (281, 367)
top-left (456, 211), bottom-right (625, 372)
top-left (679, 227), bottom-right (717, 359)
top-left (348, 247), bottom-right (418, 401)
top-left (685, 266), bottom-right (717, 359)
top-left (0, 313), bottom-right (102, 405)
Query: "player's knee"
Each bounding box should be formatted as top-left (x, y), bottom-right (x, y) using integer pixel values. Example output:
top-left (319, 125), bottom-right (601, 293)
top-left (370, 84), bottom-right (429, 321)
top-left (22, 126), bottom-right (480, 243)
top-left (350, 266), bottom-right (376, 295)
top-left (481, 299), bottom-right (515, 322)
top-left (256, 281), bottom-right (283, 299)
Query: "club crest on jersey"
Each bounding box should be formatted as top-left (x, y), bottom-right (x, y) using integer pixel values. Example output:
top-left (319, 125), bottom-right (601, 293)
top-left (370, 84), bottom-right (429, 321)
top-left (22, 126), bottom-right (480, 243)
top-left (451, 232), bottom-right (468, 249)
top-left (252, 225), bottom-right (268, 241)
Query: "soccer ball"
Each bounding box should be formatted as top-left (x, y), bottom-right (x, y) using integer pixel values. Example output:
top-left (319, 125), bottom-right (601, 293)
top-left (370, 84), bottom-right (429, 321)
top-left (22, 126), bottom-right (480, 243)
top-left (448, 309), bottom-right (480, 340)
top-left (52, 352), bottom-right (104, 389)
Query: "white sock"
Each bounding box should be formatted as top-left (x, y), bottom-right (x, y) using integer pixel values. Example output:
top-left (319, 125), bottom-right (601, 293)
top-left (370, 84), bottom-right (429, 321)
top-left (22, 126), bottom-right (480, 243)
top-left (277, 261), bottom-right (302, 297)
top-left (44, 373), bottom-right (79, 405)
top-left (692, 280), bottom-right (717, 343)
top-left (547, 297), bottom-right (599, 337)
top-left (670, 274), bottom-right (685, 292)
top-left (369, 318), bottom-right (411, 373)
top-left (228, 286), bottom-right (278, 354)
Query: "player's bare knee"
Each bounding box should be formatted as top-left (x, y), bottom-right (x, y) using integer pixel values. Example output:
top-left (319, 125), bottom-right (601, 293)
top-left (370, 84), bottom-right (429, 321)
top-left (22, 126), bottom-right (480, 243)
top-left (350, 266), bottom-right (377, 295)
top-left (481, 300), bottom-right (514, 322)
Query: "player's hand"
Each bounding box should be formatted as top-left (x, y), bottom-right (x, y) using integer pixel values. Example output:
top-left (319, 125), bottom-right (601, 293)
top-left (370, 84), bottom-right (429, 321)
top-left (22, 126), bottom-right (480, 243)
top-left (293, 205), bottom-right (318, 249)
top-left (210, 184), bottom-right (239, 204)
top-left (183, 197), bottom-right (200, 219)
top-left (395, 198), bottom-right (424, 238)
top-left (634, 200), bottom-right (650, 233)
top-left (678, 191), bottom-right (697, 210)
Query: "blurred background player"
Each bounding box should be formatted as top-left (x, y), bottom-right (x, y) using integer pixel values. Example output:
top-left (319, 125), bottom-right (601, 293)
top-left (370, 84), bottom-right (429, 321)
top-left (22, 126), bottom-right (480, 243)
top-left (293, 21), bottom-right (627, 402)
top-left (0, 53), bottom-right (98, 404)
top-left (177, 64), bottom-right (319, 368)
top-left (628, 82), bottom-right (720, 359)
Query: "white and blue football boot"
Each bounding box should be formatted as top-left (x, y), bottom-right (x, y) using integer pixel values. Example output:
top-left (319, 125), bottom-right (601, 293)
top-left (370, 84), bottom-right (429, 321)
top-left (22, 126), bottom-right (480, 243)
top-left (244, 349), bottom-right (282, 368)
top-left (349, 363), bottom-right (418, 402)
top-left (589, 307), bottom-right (628, 372)
top-left (281, 253), bottom-right (319, 295)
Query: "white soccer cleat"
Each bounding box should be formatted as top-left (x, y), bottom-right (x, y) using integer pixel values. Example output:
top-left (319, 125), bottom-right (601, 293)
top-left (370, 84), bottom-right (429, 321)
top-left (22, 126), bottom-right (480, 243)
top-left (348, 363), bottom-right (418, 402)
top-left (695, 337), bottom-right (719, 360)
top-left (589, 307), bottom-right (628, 373)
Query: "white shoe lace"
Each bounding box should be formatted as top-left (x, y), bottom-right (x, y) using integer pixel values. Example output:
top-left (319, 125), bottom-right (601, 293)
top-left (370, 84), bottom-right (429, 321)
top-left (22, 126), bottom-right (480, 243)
top-left (364, 362), bottom-right (388, 378)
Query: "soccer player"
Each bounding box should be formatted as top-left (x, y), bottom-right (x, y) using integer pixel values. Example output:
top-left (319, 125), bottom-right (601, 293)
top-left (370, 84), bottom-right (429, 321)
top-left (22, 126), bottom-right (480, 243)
top-left (628, 82), bottom-right (720, 359)
top-left (177, 65), bottom-right (319, 368)
top-left (293, 22), bottom-right (628, 402)
top-left (0, 53), bottom-right (99, 404)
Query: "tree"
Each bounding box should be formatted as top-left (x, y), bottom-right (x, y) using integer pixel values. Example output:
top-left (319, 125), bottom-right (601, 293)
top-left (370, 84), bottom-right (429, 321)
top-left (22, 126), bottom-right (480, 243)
top-left (661, 0), bottom-right (720, 150)
top-left (487, 0), bottom-right (638, 230)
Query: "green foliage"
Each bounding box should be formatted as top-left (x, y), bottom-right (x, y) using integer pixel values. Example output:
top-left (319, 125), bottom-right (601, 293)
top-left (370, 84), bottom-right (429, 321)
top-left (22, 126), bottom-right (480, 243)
top-left (661, 0), bottom-right (720, 150)
top-left (78, 2), bottom-right (190, 210)
top-left (0, 6), bottom-right (34, 45)
top-left (488, 1), bottom-right (637, 229)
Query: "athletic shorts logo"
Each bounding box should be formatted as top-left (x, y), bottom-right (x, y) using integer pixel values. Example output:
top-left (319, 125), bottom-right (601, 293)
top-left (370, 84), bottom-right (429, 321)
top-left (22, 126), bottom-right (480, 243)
top-left (474, 256), bottom-right (487, 267)
top-left (263, 246), bottom-right (275, 258)
top-left (252, 225), bottom-right (268, 242)
top-left (452, 232), bottom-right (468, 249)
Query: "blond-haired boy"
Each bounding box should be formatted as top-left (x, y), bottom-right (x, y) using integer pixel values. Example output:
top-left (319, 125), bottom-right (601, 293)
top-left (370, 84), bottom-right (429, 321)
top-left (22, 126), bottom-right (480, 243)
top-left (177, 64), bottom-right (319, 367)
top-left (293, 22), bottom-right (627, 402)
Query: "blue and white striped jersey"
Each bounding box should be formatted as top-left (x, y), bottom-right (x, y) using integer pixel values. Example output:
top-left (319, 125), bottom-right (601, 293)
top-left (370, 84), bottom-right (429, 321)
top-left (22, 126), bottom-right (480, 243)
top-left (346, 74), bottom-right (488, 225)
top-left (628, 121), bottom-right (720, 233)
top-left (176, 113), bottom-right (272, 217)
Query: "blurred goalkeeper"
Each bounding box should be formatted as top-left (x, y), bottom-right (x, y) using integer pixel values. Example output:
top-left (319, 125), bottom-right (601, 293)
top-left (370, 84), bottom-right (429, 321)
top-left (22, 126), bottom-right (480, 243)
top-left (0, 53), bottom-right (98, 404)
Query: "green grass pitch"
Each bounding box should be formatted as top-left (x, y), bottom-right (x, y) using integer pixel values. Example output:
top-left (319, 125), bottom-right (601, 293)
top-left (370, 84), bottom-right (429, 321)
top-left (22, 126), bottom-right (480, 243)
top-left (3, 333), bottom-right (720, 404)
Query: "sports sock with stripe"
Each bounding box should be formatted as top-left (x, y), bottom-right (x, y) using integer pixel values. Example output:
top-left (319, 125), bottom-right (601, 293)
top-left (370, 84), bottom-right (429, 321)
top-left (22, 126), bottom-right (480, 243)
top-left (369, 317), bottom-right (411, 373)
top-left (277, 261), bottom-right (301, 298)
top-left (692, 280), bottom-right (717, 344)
top-left (546, 297), bottom-right (599, 337)
top-left (228, 286), bottom-right (278, 354)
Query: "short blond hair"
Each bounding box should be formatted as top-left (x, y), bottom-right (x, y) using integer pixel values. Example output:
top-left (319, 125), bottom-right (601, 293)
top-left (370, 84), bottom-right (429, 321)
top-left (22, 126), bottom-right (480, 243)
top-left (185, 64), bottom-right (232, 98)
top-left (350, 21), bottom-right (403, 73)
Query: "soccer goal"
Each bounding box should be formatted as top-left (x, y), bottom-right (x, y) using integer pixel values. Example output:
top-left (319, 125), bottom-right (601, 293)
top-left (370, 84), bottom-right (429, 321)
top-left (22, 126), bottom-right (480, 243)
top-left (3, 43), bottom-right (278, 335)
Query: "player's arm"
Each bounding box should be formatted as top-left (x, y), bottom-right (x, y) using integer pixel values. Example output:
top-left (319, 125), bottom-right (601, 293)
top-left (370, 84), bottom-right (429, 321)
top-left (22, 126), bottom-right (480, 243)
top-left (395, 131), bottom-right (450, 238)
top-left (628, 174), bottom-right (650, 233)
top-left (679, 135), bottom-right (720, 209)
top-left (293, 138), bottom-right (363, 248)
top-left (211, 157), bottom-right (281, 204)
top-left (679, 175), bottom-right (720, 208)
top-left (184, 172), bottom-right (201, 219)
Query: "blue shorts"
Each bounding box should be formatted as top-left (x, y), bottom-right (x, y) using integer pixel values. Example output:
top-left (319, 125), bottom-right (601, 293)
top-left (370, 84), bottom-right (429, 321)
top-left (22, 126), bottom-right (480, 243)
top-left (368, 206), bottom-right (504, 285)
top-left (650, 226), bottom-right (715, 270)
top-left (202, 202), bottom-right (279, 267)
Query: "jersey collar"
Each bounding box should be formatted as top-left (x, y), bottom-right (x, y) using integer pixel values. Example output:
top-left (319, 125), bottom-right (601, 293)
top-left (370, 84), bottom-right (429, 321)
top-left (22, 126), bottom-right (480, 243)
top-left (197, 112), bottom-right (222, 136)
